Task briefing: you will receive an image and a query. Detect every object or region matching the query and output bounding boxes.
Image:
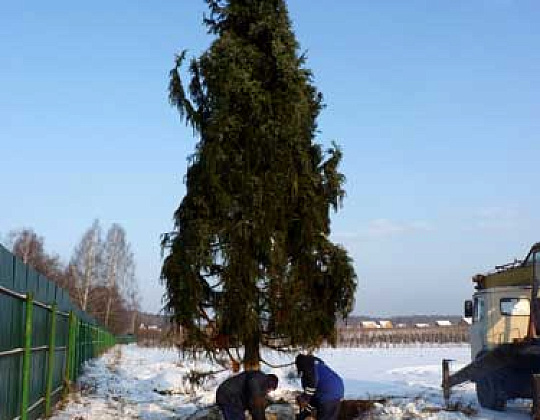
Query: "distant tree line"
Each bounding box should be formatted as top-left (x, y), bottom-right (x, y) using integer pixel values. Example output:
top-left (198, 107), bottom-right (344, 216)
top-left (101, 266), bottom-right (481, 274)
top-left (336, 325), bottom-right (469, 347)
top-left (6, 221), bottom-right (140, 335)
top-left (339, 315), bottom-right (465, 326)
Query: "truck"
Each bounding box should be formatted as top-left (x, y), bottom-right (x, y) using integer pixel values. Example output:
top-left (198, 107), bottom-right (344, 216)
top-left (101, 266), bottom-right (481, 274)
top-left (442, 242), bottom-right (540, 414)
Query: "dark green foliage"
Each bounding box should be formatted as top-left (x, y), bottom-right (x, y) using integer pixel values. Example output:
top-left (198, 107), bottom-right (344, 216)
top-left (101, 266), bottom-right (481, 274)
top-left (162, 0), bottom-right (357, 364)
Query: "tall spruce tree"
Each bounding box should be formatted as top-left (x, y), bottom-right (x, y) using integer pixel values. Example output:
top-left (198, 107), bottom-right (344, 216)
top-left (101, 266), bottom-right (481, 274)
top-left (162, 0), bottom-right (357, 370)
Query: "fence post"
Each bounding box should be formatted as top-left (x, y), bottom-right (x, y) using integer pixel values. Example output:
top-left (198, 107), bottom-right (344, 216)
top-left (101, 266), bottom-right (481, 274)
top-left (98, 329), bottom-right (101, 355)
top-left (91, 326), bottom-right (95, 358)
top-left (64, 311), bottom-right (75, 392)
top-left (74, 319), bottom-right (79, 377)
top-left (76, 320), bottom-right (81, 375)
top-left (63, 311), bottom-right (75, 395)
top-left (45, 303), bottom-right (57, 417)
top-left (81, 322), bottom-right (85, 369)
top-left (20, 292), bottom-right (33, 420)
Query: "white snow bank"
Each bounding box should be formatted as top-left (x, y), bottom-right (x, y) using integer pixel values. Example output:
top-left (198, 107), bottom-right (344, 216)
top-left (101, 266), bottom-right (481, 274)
top-left (49, 344), bottom-right (533, 419)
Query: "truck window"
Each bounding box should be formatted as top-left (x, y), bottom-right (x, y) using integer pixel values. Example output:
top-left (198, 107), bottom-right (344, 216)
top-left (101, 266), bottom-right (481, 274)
top-left (473, 297), bottom-right (484, 322)
top-left (500, 298), bottom-right (530, 316)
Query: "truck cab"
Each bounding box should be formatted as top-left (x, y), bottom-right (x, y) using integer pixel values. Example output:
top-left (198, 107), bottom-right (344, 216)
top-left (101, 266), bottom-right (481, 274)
top-left (467, 244), bottom-right (540, 360)
top-left (470, 285), bottom-right (532, 359)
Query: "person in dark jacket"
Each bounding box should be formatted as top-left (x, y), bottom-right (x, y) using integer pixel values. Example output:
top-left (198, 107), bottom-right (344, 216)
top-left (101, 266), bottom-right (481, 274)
top-left (295, 354), bottom-right (344, 420)
top-left (216, 371), bottom-right (279, 420)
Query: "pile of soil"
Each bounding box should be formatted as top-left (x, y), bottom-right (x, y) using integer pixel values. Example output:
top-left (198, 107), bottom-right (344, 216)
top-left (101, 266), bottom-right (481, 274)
top-left (188, 399), bottom-right (382, 419)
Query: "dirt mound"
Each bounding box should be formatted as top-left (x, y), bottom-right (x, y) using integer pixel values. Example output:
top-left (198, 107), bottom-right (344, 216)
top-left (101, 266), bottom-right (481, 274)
top-left (339, 399), bottom-right (385, 419)
top-left (188, 399), bottom-right (381, 419)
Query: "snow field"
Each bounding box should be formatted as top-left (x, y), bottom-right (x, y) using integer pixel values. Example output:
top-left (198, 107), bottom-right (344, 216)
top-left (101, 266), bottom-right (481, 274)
top-left (49, 344), bottom-right (533, 419)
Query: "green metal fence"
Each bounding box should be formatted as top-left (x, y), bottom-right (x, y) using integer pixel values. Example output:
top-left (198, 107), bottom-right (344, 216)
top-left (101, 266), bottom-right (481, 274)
top-left (0, 244), bottom-right (116, 420)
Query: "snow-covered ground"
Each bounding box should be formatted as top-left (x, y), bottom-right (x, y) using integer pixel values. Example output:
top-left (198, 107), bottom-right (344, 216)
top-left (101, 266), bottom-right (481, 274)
top-left (49, 344), bottom-right (534, 420)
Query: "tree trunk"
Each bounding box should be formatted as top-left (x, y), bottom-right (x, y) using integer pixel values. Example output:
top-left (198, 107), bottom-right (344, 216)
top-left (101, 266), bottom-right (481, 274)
top-left (243, 333), bottom-right (261, 371)
top-left (81, 236), bottom-right (96, 311)
top-left (104, 291), bottom-right (113, 328)
top-left (130, 310), bottom-right (137, 334)
top-left (82, 284), bottom-right (90, 311)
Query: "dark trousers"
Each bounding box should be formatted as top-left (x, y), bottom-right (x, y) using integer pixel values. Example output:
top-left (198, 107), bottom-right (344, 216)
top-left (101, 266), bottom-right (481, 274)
top-left (218, 403), bottom-right (246, 420)
top-left (317, 399), bottom-right (341, 420)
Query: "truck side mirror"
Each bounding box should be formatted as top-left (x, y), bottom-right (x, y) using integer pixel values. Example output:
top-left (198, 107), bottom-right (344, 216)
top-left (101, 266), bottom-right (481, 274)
top-left (464, 300), bottom-right (473, 318)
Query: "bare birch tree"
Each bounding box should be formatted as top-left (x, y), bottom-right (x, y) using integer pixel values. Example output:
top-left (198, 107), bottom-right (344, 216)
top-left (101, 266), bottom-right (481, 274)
top-left (102, 224), bottom-right (136, 327)
top-left (69, 219), bottom-right (102, 311)
top-left (9, 228), bottom-right (65, 284)
top-left (126, 281), bottom-right (141, 334)
top-left (10, 228), bottom-right (45, 265)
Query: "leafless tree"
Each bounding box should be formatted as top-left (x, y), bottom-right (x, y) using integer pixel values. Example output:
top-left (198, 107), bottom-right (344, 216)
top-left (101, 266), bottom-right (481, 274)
top-left (86, 285), bottom-right (132, 334)
top-left (9, 228), bottom-right (65, 284)
top-left (102, 224), bottom-right (136, 327)
top-left (126, 281), bottom-right (141, 334)
top-left (69, 220), bottom-right (102, 311)
top-left (8, 224), bottom-right (141, 333)
top-left (10, 228), bottom-right (45, 265)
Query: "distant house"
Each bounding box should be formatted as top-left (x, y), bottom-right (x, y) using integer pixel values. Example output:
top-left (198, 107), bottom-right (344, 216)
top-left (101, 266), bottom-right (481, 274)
top-left (378, 320), bottom-right (393, 329)
top-left (361, 321), bottom-right (380, 329)
top-left (435, 320), bottom-right (452, 327)
top-left (396, 323), bottom-right (407, 328)
top-left (139, 323), bottom-right (162, 332)
top-left (460, 317), bottom-right (473, 326)
top-left (415, 323), bottom-right (430, 328)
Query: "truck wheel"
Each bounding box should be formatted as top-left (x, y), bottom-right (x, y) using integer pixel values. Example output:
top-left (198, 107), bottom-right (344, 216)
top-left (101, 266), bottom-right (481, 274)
top-left (532, 374), bottom-right (540, 419)
top-left (476, 376), bottom-right (506, 411)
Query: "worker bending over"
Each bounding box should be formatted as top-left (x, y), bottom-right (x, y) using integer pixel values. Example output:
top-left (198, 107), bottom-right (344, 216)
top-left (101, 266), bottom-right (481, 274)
top-left (216, 371), bottom-right (279, 420)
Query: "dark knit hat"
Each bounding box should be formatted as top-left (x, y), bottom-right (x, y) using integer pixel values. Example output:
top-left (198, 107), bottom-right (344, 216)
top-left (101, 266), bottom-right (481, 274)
top-left (295, 354), bottom-right (316, 375)
top-left (267, 373), bottom-right (279, 390)
top-left (295, 354), bottom-right (309, 369)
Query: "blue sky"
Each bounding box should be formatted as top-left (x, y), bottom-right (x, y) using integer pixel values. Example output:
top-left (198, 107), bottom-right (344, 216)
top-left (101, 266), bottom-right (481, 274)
top-left (1, 1), bottom-right (539, 316)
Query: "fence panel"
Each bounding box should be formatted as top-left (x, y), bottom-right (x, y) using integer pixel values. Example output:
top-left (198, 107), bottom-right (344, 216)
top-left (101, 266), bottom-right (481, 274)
top-left (0, 244), bottom-right (116, 420)
top-left (0, 246), bottom-right (22, 420)
top-left (29, 272), bottom-right (48, 418)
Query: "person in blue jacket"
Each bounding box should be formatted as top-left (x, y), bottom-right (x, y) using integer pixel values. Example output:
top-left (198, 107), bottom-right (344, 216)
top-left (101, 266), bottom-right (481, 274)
top-left (295, 354), bottom-right (344, 420)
